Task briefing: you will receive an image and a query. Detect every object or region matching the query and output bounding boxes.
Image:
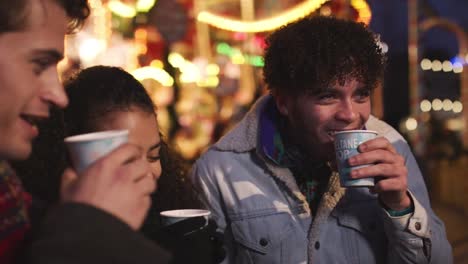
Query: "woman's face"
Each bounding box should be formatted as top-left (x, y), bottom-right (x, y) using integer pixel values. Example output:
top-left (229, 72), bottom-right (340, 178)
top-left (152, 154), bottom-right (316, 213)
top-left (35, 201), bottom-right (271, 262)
top-left (95, 107), bottom-right (162, 188)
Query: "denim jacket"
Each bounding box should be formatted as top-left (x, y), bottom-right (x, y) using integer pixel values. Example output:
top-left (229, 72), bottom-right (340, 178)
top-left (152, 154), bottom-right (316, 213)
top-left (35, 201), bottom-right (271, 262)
top-left (190, 95), bottom-right (452, 263)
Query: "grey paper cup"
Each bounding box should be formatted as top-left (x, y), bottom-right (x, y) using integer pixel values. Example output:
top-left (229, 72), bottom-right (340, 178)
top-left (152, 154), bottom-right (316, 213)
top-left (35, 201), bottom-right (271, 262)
top-left (334, 130), bottom-right (378, 187)
top-left (160, 209), bottom-right (211, 227)
top-left (64, 130), bottom-right (129, 173)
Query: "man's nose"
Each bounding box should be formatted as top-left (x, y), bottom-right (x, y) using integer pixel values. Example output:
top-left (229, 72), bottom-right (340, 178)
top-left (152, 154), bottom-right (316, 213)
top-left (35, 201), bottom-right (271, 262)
top-left (40, 72), bottom-right (69, 108)
top-left (335, 100), bottom-right (358, 123)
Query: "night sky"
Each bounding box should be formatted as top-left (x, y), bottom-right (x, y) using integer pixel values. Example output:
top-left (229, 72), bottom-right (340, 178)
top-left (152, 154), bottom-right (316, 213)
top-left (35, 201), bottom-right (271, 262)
top-left (366, 0), bottom-right (467, 128)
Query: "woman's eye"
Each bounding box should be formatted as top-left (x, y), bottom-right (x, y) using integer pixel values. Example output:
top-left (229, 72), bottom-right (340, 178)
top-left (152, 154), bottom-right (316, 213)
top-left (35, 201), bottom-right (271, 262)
top-left (147, 156), bottom-right (160, 162)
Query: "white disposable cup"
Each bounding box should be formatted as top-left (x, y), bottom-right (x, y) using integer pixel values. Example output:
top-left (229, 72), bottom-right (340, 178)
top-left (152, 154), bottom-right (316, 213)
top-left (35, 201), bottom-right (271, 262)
top-left (160, 209), bottom-right (211, 227)
top-left (334, 130), bottom-right (378, 187)
top-left (64, 130), bottom-right (129, 173)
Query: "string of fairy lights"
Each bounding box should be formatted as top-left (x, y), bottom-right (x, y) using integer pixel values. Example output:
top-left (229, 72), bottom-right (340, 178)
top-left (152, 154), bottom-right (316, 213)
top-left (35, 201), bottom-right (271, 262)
top-left (420, 56), bottom-right (467, 73)
top-left (197, 0), bottom-right (371, 33)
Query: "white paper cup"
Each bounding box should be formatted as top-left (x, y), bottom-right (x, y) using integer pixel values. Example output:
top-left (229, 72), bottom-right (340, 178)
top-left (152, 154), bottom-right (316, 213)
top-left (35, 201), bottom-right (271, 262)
top-left (64, 130), bottom-right (129, 173)
top-left (160, 209), bottom-right (211, 227)
top-left (334, 130), bottom-right (378, 187)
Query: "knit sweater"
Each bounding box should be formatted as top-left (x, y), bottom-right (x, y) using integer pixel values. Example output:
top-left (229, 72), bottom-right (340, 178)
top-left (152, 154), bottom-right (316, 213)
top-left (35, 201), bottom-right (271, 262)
top-left (0, 161), bottom-right (31, 263)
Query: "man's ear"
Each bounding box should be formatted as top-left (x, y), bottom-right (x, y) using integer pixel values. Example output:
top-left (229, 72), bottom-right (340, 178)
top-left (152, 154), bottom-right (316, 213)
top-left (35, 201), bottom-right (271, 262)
top-left (274, 94), bottom-right (289, 116)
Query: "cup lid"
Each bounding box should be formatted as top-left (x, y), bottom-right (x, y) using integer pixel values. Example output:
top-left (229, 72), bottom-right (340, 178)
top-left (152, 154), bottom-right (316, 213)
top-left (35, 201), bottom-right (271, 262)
top-left (64, 130), bottom-right (129, 143)
top-left (160, 209), bottom-right (211, 218)
top-left (333, 129), bottom-right (377, 135)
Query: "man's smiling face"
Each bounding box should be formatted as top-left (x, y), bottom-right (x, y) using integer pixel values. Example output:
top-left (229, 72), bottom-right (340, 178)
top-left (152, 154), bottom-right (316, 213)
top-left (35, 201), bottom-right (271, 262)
top-left (276, 78), bottom-right (372, 161)
top-left (0, 0), bottom-right (69, 160)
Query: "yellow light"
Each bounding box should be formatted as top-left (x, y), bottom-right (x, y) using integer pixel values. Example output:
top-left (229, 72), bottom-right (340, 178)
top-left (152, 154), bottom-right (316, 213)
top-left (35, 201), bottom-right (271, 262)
top-left (197, 0), bottom-right (371, 32)
top-left (135, 28), bottom-right (148, 40)
top-left (206, 64), bottom-right (220, 76)
top-left (432, 99), bottom-right (443, 111)
top-left (320, 6), bottom-right (332, 16)
top-left (446, 118), bottom-right (465, 131)
top-left (150, 59), bottom-right (164, 69)
top-left (431, 60), bottom-right (442, 71)
top-left (453, 62), bottom-right (463, 73)
top-left (131, 66), bottom-right (174, 86)
top-left (136, 0), bottom-right (156, 12)
top-left (180, 61), bottom-right (199, 74)
top-left (452, 101), bottom-right (463, 113)
top-left (442, 99), bottom-right (453, 111)
top-left (197, 0), bottom-right (330, 33)
top-left (351, 0), bottom-right (372, 24)
top-left (405, 118), bottom-right (418, 131)
top-left (108, 0), bottom-right (137, 18)
top-left (79, 38), bottom-right (105, 62)
top-left (232, 53), bottom-right (245, 65)
top-left (136, 43), bottom-right (147, 54)
top-left (442, 60), bottom-right (453, 72)
top-left (420, 99), bottom-right (431, 112)
top-left (206, 76), bottom-right (219, 87)
top-left (179, 62), bottom-right (201, 83)
top-left (420, 59), bottom-right (432, 70)
top-left (168, 53), bottom-right (185, 68)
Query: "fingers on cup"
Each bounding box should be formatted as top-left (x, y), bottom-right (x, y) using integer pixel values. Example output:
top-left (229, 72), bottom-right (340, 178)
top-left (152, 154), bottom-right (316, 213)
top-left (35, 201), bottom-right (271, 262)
top-left (348, 150), bottom-right (396, 166)
top-left (358, 137), bottom-right (396, 154)
top-left (351, 163), bottom-right (397, 179)
top-left (374, 177), bottom-right (407, 193)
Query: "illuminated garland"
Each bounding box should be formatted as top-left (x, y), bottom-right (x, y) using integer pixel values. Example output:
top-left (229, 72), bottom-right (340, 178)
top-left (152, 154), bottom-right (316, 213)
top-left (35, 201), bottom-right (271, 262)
top-left (351, 0), bottom-right (371, 24)
top-left (197, 0), bottom-right (371, 33)
top-left (132, 66), bottom-right (174, 86)
top-left (108, 0), bottom-right (157, 18)
top-left (216, 42), bottom-right (264, 67)
top-left (420, 58), bottom-right (464, 73)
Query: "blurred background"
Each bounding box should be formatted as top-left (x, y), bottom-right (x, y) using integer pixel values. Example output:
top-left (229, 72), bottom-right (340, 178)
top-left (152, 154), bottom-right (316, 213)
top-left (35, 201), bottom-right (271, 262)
top-left (58, 0), bottom-right (467, 261)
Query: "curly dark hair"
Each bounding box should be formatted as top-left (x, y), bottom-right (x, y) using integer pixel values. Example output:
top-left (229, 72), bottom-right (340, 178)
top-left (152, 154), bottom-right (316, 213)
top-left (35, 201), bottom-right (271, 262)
top-left (263, 16), bottom-right (386, 96)
top-left (63, 66), bottom-right (157, 136)
top-left (64, 66), bottom-right (202, 212)
top-left (0, 0), bottom-right (90, 34)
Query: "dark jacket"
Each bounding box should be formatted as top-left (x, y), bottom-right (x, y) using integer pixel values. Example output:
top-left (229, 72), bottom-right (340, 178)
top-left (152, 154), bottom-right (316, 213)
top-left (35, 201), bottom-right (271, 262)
top-left (24, 203), bottom-right (172, 264)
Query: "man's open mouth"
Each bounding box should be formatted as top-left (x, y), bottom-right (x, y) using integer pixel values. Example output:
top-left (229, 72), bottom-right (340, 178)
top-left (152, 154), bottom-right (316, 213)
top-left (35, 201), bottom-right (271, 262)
top-left (20, 114), bottom-right (47, 127)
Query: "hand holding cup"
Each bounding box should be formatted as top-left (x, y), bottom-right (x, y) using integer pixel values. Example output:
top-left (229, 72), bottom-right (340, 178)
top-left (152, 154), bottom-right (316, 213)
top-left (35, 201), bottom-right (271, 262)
top-left (61, 130), bottom-right (156, 229)
top-left (346, 136), bottom-right (411, 211)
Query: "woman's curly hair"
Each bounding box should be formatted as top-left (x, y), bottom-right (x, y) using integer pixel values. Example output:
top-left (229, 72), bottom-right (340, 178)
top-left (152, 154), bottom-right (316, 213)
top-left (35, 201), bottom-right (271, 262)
top-left (263, 16), bottom-right (386, 96)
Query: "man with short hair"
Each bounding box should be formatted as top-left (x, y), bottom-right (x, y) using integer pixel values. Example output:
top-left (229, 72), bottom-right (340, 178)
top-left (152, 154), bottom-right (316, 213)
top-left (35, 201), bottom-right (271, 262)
top-left (191, 16), bottom-right (452, 263)
top-left (0, 1), bottom-right (170, 263)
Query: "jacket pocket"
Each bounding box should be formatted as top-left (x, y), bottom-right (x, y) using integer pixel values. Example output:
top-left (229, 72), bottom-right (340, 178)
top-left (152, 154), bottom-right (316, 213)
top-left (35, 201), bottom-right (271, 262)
top-left (332, 196), bottom-right (387, 263)
top-left (230, 212), bottom-right (294, 263)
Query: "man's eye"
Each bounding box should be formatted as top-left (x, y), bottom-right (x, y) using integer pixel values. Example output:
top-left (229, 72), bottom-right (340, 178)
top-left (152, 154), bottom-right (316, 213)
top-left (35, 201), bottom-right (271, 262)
top-left (32, 58), bottom-right (54, 74)
top-left (316, 93), bottom-right (336, 102)
top-left (355, 90), bottom-right (371, 101)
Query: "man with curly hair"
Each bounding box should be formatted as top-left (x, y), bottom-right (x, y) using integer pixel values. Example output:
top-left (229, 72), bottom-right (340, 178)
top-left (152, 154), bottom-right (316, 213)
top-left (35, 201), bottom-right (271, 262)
top-left (0, 0), bottom-right (170, 263)
top-left (191, 16), bottom-right (452, 263)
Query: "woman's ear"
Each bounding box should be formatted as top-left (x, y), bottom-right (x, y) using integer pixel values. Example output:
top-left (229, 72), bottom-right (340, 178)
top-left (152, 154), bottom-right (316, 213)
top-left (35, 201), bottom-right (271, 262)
top-left (274, 94), bottom-right (289, 116)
